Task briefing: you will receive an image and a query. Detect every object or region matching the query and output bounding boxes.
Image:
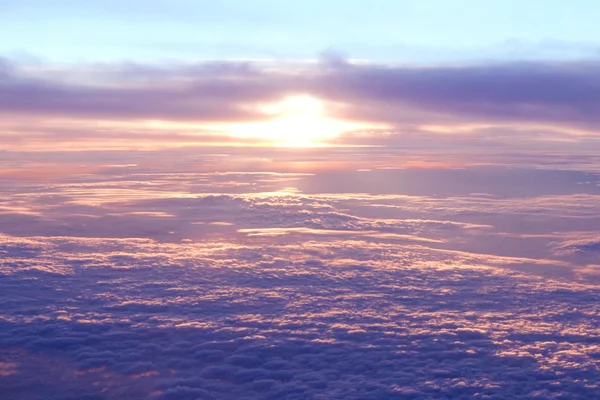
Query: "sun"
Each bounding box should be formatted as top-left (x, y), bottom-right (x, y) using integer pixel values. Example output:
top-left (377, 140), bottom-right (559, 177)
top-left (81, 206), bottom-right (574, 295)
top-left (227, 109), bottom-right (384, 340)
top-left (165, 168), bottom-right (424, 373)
top-left (229, 95), bottom-right (355, 147)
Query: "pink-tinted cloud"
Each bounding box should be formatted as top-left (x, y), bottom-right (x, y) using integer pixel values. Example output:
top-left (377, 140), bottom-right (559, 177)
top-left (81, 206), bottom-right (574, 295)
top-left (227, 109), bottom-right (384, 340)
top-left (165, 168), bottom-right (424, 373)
top-left (3, 58), bottom-right (600, 148)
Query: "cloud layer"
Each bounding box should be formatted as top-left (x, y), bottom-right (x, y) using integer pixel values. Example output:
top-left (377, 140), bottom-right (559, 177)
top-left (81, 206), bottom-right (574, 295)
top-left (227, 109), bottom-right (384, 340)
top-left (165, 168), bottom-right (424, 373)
top-left (1, 229), bottom-right (600, 399)
top-left (3, 51), bottom-right (600, 398)
top-left (3, 58), bottom-right (600, 150)
top-left (2, 148), bottom-right (600, 398)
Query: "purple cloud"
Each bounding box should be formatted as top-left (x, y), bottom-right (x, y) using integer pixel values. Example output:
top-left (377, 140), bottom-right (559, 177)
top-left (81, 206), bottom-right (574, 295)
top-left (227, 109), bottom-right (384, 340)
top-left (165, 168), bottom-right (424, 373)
top-left (318, 61), bottom-right (600, 130)
top-left (2, 58), bottom-right (600, 136)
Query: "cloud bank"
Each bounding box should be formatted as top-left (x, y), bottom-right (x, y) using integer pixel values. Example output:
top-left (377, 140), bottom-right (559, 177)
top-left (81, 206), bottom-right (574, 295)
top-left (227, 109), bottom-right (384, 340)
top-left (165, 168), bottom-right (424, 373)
top-left (3, 57), bottom-right (600, 150)
top-left (3, 53), bottom-right (600, 399)
top-left (2, 149), bottom-right (600, 398)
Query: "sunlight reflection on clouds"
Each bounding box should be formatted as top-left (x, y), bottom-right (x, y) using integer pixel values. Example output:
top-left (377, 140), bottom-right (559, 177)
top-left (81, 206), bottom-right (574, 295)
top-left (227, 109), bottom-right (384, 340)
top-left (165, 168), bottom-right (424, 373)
top-left (1, 148), bottom-right (600, 398)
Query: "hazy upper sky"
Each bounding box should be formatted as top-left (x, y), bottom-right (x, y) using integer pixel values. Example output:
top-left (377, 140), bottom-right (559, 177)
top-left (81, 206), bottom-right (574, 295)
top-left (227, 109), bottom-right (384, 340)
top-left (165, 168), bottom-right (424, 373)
top-left (3, 0), bottom-right (600, 62)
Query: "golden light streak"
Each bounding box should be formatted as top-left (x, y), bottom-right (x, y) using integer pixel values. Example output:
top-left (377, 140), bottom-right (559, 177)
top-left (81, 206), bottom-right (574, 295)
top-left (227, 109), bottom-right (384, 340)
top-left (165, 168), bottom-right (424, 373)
top-left (228, 95), bottom-right (365, 147)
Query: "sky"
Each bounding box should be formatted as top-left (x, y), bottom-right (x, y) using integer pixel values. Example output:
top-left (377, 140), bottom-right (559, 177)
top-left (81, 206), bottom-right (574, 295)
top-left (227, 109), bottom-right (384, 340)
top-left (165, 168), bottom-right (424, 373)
top-left (3, 0), bottom-right (600, 62)
top-left (2, 1), bottom-right (600, 399)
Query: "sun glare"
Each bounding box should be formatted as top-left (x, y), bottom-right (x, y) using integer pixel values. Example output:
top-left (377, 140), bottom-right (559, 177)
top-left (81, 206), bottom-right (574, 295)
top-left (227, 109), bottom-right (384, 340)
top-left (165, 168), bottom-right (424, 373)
top-left (229, 95), bottom-right (355, 147)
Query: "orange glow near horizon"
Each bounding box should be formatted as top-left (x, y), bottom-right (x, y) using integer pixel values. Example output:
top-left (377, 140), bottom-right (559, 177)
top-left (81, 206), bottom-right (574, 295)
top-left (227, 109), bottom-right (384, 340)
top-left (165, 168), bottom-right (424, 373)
top-left (228, 95), bottom-right (363, 147)
top-left (0, 96), bottom-right (382, 151)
